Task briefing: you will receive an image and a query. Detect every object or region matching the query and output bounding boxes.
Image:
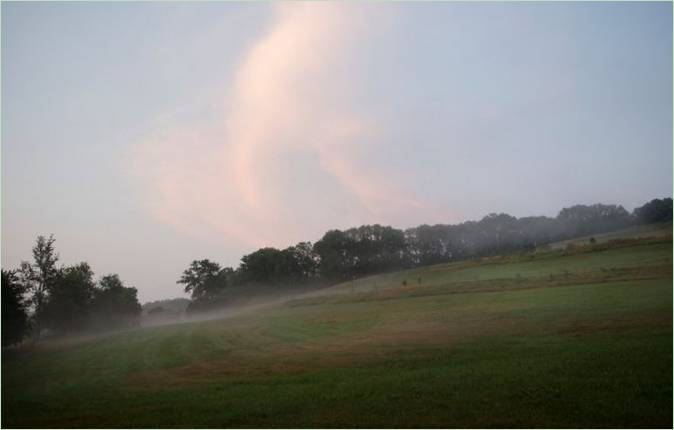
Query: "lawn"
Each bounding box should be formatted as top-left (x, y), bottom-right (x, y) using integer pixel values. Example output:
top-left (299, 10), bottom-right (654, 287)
top-left (2, 233), bottom-right (671, 428)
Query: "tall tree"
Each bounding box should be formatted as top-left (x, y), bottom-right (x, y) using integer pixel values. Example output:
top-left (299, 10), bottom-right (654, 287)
top-left (2, 269), bottom-right (29, 346)
top-left (91, 274), bottom-right (142, 329)
top-left (19, 235), bottom-right (59, 338)
top-left (178, 260), bottom-right (224, 302)
top-left (238, 244), bottom-right (319, 285)
top-left (239, 248), bottom-right (283, 284)
top-left (42, 263), bottom-right (96, 334)
top-left (633, 198), bottom-right (673, 224)
top-left (314, 226), bottom-right (409, 280)
top-left (556, 204), bottom-right (631, 236)
top-left (314, 229), bottom-right (356, 281)
top-left (285, 242), bottom-right (319, 280)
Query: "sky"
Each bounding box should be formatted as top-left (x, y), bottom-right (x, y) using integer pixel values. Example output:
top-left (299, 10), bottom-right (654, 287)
top-left (2, 2), bottom-right (672, 302)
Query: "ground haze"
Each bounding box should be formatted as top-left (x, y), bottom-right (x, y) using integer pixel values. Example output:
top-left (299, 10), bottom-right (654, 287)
top-left (2, 225), bottom-right (672, 428)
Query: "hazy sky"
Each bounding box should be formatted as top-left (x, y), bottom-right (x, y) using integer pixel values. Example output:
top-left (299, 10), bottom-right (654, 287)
top-left (2, 2), bottom-right (671, 302)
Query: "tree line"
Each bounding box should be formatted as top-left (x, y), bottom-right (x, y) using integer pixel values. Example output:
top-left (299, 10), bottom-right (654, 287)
top-left (178, 198), bottom-right (672, 312)
top-left (2, 197), bottom-right (670, 344)
top-left (2, 235), bottom-right (141, 346)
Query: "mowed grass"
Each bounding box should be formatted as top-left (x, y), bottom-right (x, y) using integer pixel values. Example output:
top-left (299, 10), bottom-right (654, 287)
top-left (2, 231), bottom-right (672, 428)
top-left (548, 222), bottom-right (673, 250)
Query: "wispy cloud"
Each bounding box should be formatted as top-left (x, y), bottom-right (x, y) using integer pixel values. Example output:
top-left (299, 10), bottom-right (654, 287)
top-left (128, 3), bottom-right (449, 249)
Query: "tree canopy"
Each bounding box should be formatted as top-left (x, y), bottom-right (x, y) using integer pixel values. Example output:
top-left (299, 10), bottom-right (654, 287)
top-left (634, 198), bottom-right (673, 224)
top-left (3, 236), bottom-right (142, 342)
top-left (2, 270), bottom-right (29, 346)
top-left (176, 197), bottom-right (671, 313)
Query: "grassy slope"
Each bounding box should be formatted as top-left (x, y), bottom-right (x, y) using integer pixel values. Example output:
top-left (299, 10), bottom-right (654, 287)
top-left (2, 227), bottom-right (672, 428)
top-left (547, 222), bottom-right (673, 250)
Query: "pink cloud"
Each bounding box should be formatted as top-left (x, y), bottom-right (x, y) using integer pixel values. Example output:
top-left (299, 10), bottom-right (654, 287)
top-left (128, 3), bottom-right (453, 249)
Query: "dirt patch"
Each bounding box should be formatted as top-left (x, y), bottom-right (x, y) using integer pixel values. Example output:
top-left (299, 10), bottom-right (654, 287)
top-left (122, 316), bottom-right (525, 390)
top-left (125, 357), bottom-right (309, 387)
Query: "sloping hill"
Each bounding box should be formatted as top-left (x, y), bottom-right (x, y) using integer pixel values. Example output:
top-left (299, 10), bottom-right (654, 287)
top-left (546, 221), bottom-right (672, 250)
top-left (2, 228), bottom-right (671, 428)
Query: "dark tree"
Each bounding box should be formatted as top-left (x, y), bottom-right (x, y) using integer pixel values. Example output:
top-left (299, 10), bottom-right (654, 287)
top-left (349, 225), bottom-right (408, 274)
top-left (179, 198), bottom-right (665, 314)
top-left (42, 263), bottom-right (96, 334)
top-left (314, 229), bottom-right (357, 281)
top-left (517, 216), bottom-right (558, 248)
top-left (19, 235), bottom-right (59, 338)
top-left (284, 242), bottom-right (319, 280)
top-left (238, 244), bottom-right (319, 285)
top-left (556, 204), bottom-right (631, 236)
top-left (477, 213), bottom-right (520, 254)
top-left (142, 298), bottom-right (190, 314)
top-left (91, 274), bottom-right (142, 329)
top-left (633, 198), bottom-right (673, 224)
top-left (239, 248), bottom-right (285, 284)
top-left (314, 225), bottom-right (408, 280)
top-left (2, 269), bottom-right (29, 346)
top-left (178, 260), bottom-right (225, 301)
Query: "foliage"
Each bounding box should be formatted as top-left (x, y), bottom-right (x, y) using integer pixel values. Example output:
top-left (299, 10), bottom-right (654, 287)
top-left (3, 236), bottom-right (142, 338)
top-left (557, 203), bottom-right (631, 236)
top-left (91, 274), bottom-right (142, 329)
top-left (142, 298), bottom-right (190, 315)
top-left (3, 235), bottom-right (671, 428)
top-left (633, 198), bottom-right (673, 224)
top-left (1, 270), bottom-right (30, 346)
top-left (314, 225), bottom-right (407, 280)
top-left (42, 263), bottom-right (96, 333)
top-left (18, 234), bottom-right (59, 337)
top-left (179, 198), bottom-right (670, 311)
top-left (239, 242), bottom-right (319, 284)
top-left (178, 259), bottom-right (226, 302)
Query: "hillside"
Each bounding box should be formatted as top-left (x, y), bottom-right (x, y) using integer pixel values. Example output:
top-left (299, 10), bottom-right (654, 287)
top-left (546, 221), bottom-right (673, 250)
top-left (2, 224), bottom-right (672, 428)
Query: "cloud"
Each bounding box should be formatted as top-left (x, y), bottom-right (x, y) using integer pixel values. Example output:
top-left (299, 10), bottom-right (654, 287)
top-left (128, 3), bottom-right (449, 250)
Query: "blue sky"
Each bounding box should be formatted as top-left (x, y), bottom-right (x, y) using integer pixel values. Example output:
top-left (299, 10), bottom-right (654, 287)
top-left (2, 2), bottom-right (671, 302)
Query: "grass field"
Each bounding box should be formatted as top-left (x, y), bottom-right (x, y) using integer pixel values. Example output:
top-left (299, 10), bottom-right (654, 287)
top-left (2, 227), bottom-right (672, 428)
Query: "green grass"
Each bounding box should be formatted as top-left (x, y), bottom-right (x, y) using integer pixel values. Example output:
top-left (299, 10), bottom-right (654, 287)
top-left (548, 222), bottom-right (673, 250)
top-left (3, 227), bottom-right (672, 428)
